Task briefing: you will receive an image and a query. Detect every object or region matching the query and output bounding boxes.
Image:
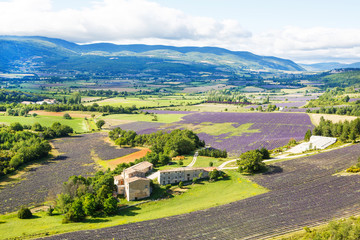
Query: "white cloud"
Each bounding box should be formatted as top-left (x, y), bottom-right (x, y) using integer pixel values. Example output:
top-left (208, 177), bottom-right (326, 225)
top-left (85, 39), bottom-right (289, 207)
top-left (0, 0), bottom-right (250, 42)
top-left (0, 0), bottom-right (360, 62)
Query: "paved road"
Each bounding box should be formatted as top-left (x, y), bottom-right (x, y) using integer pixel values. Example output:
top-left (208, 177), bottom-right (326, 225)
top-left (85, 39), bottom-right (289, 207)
top-left (41, 143), bottom-right (360, 240)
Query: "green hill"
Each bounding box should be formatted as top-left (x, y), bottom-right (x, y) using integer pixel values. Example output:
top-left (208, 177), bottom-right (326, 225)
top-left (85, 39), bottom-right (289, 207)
top-left (0, 36), bottom-right (304, 74)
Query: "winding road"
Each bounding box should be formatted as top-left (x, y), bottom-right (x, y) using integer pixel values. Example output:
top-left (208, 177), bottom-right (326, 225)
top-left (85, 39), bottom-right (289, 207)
top-left (40, 143), bottom-right (360, 239)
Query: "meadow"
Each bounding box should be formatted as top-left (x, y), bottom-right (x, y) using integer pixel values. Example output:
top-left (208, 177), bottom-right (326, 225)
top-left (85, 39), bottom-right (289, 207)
top-left (0, 115), bottom-right (87, 133)
top-left (0, 170), bottom-right (267, 239)
top-left (86, 95), bottom-right (204, 108)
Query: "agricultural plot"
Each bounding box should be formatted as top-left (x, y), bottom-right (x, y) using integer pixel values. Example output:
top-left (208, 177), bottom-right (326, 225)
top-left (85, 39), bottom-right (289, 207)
top-left (39, 143), bottom-right (360, 240)
top-left (0, 115), bottom-right (87, 133)
top-left (0, 132), bottom-right (134, 214)
top-left (86, 96), bottom-right (203, 108)
top-left (104, 112), bottom-right (313, 156)
top-left (167, 112), bottom-right (313, 156)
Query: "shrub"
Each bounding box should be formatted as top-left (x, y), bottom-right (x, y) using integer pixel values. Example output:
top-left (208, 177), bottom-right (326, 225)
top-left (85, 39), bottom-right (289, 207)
top-left (63, 113), bottom-right (72, 119)
top-left (18, 207), bottom-right (32, 219)
top-left (96, 120), bottom-right (105, 129)
top-left (178, 181), bottom-right (183, 188)
top-left (237, 150), bottom-right (265, 174)
top-left (165, 184), bottom-right (171, 190)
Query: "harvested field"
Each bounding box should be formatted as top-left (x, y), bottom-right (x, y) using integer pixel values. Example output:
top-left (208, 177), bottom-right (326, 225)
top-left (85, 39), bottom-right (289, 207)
top-left (308, 113), bottom-right (358, 125)
top-left (0, 132), bottom-right (133, 214)
top-left (107, 148), bottom-right (151, 169)
top-left (42, 143), bottom-right (360, 240)
top-left (94, 138), bottom-right (139, 161)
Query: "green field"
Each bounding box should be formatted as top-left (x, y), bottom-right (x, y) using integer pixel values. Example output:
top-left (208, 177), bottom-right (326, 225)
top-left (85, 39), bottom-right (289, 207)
top-left (87, 96), bottom-right (203, 108)
top-left (192, 156), bottom-right (225, 167)
top-left (0, 170), bottom-right (267, 239)
top-left (0, 115), bottom-right (87, 133)
top-left (160, 103), bottom-right (251, 112)
top-left (101, 113), bottom-right (187, 123)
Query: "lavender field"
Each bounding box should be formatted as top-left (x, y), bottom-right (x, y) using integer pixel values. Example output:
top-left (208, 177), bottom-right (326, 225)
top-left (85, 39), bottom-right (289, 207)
top-left (114, 112), bottom-right (314, 156)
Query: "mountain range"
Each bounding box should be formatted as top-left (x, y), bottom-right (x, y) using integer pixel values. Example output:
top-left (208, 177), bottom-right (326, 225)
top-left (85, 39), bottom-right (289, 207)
top-left (0, 36), bottom-right (304, 74)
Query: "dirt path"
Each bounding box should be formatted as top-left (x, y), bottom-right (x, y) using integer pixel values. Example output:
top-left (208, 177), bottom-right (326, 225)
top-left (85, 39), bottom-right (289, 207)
top-left (41, 143), bottom-right (360, 240)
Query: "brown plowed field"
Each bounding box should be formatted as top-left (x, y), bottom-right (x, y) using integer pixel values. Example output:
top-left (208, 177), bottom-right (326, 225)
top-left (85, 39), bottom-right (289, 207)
top-left (108, 148), bottom-right (151, 169)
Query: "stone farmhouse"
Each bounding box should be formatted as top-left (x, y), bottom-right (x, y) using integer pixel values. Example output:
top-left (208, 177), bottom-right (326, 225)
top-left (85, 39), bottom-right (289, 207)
top-left (157, 167), bottom-right (217, 185)
top-left (114, 161), bottom-right (153, 201)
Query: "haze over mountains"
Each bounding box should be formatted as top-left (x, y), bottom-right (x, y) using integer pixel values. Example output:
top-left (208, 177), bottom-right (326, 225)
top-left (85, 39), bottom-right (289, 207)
top-left (0, 36), bottom-right (304, 74)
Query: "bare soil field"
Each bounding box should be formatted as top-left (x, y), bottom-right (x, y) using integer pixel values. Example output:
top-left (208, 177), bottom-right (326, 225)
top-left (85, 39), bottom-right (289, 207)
top-left (42, 143), bottom-right (360, 240)
top-left (0, 132), bottom-right (132, 214)
top-left (107, 148), bottom-right (151, 169)
top-left (308, 113), bottom-right (358, 125)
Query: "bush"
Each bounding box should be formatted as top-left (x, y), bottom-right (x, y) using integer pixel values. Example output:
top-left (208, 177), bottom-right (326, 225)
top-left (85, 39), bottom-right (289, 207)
top-left (165, 184), bottom-right (171, 190)
top-left (96, 120), bottom-right (105, 129)
top-left (237, 150), bottom-right (265, 174)
top-left (18, 207), bottom-right (32, 219)
top-left (178, 181), bottom-right (183, 188)
top-left (63, 113), bottom-right (72, 119)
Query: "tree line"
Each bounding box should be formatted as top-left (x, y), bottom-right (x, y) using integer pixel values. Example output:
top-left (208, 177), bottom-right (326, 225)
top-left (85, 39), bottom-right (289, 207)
top-left (312, 117), bottom-right (360, 142)
top-left (109, 128), bottom-right (205, 167)
top-left (0, 125), bottom-right (51, 176)
top-left (198, 148), bottom-right (227, 158)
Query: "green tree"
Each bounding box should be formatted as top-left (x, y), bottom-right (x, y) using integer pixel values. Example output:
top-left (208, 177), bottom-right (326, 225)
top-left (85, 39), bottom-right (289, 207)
top-left (96, 120), bottom-right (105, 129)
top-left (10, 122), bottom-right (23, 131)
top-left (66, 198), bottom-right (85, 222)
top-left (63, 113), bottom-right (72, 119)
top-left (18, 207), bottom-right (32, 219)
top-left (103, 196), bottom-right (118, 215)
top-left (209, 169), bottom-right (220, 181)
top-left (83, 194), bottom-right (97, 217)
top-left (237, 150), bottom-right (265, 174)
top-left (304, 129), bottom-right (312, 142)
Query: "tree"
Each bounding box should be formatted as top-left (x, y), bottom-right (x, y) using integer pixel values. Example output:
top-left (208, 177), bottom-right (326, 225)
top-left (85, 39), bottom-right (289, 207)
top-left (63, 113), bottom-right (72, 119)
top-left (304, 129), bottom-right (312, 142)
top-left (258, 147), bottom-right (270, 159)
top-left (209, 169), bottom-right (220, 181)
top-left (10, 122), bottom-right (23, 131)
top-left (103, 196), bottom-right (118, 215)
top-left (66, 198), bottom-right (85, 222)
top-left (349, 130), bottom-right (357, 143)
top-left (18, 207), bottom-right (32, 219)
top-left (96, 120), bottom-right (105, 129)
top-left (83, 194), bottom-right (97, 217)
top-left (237, 150), bottom-right (265, 174)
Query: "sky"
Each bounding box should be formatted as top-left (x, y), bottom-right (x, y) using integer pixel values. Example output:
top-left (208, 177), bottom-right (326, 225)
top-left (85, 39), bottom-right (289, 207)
top-left (1, 0), bottom-right (360, 63)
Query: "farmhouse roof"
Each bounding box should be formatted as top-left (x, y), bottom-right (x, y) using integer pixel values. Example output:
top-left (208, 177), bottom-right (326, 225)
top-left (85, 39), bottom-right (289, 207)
top-left (159, 167), bottom-right (208, 173)
top-left (127, 176), bottom-right (150, 183)
top-left (125, 161), bottom-right (153, 173)
top-left (114, 175), bottom-right (123, 181)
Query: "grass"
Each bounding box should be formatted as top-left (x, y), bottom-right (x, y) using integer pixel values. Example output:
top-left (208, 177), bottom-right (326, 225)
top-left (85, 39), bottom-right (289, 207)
top-left (192, 156), bottom-right (225, 167)
top-left (195, 122), bottom-right (261, 137)
top-left (160, 103), bottom-right (251, 112)
top-left (101, 113), bottom-right (187, 123)
top-left (0, 115), bottom-right (88, 133)
top-left (0, 170), bottom-right (267, 239)
top-left (86, 96), bottom-right (203, 108)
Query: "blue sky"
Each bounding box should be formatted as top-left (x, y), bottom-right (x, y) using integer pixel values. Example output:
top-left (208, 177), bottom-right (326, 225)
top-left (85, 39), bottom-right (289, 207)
top-left (1, 0), bottom-right (360, 63)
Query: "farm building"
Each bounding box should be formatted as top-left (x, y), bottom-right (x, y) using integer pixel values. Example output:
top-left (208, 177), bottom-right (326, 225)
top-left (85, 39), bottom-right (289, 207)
top-left (114, 161), bottom-right (153, 201)
top-left (157, 167), bottom-right (217, 185)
